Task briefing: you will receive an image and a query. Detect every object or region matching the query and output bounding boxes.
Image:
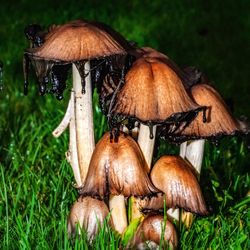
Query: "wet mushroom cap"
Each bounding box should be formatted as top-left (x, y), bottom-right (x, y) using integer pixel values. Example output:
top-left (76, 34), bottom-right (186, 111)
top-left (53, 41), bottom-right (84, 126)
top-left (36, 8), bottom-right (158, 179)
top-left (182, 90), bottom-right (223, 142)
top-left (168, 83), bottom-right (246, 142)
top-left (79, 132), bottom-right (159, 199)
top-left (150, 155), bottom-right (208, 215)
top-left (67, 196), bottom-right (112, 240)
top-left (133, 215), bottom-right (178, 249)
top-left (25, 20), bottom-right (133, 62)
top-left (111, 55), bottom-right (204, 125)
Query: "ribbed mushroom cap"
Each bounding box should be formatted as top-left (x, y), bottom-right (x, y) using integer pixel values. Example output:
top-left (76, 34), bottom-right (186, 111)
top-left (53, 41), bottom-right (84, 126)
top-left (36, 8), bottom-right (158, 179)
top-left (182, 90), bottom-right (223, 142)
top-left (168, 83), bottom-right (247, 142)
top-left (150, 155), bottom-right (208, 215)
top-left (25, 20), bottom-right (133, 62)
top-left (111, 55), bottom-right (204, 126)
top-left (133, 215), bottom-right (178, 249)
top-left (67, 196), bottom-right (112, 240)
top-left (79, 132), bottom-right (159, 199)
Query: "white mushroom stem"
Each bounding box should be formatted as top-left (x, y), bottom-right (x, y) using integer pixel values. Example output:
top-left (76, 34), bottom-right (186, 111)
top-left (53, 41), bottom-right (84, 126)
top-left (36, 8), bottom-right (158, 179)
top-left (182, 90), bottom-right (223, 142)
top-left (67, 91), bottom-right (81, 187)
top-left (137, 124), bottom-right (157, 170)
top-left (73, 63), bottom-right (95, 183)
top-left (109, 195), bottom-right (128, 234)
top-left (184, 139), bottom-right (205, 174)
top-left (52, 91), bottom-right (81, 187)
top-left (131, 124), bottom-right (157, 221)
top-left (179, 139), bottom-right (205, 226)
top-left (52, 94), bottom-right (73, 138)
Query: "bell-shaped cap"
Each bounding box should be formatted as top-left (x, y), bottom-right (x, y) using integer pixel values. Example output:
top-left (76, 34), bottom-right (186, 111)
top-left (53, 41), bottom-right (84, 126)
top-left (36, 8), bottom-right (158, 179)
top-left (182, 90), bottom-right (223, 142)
top-left (79, 132), bottom-right (159, 199)
top-left (132, 215), bottom-right (178, 249)
top-left (150, 155), bottom-right (208, 215)
top-left (25, 20), bottom-right (133, 62)
top-left (111, 53), bottom-right (204, 127)
top-left (167, 83), bottom-right (248, 142)
top-left (67, 196), bottom-right (112, 240)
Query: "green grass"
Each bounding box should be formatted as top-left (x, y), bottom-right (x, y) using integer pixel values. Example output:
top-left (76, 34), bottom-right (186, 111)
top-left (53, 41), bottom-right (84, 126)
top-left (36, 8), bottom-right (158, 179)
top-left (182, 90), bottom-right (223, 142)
top-left (0, 0), bottom-right (249, 249)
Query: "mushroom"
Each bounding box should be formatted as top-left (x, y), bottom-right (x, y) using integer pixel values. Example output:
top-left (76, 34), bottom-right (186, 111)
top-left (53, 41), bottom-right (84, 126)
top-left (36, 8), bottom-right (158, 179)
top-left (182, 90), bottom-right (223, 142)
top-left (79, 131), bottom-right (159, 233)
top-left (110, 47), bottom-right (205, 169)
top-left (168, 83), bottom-right (247, 142)
top-left (67, 196), bottom-right (112, 241)
top-left (150, 155), bottom-right (208, 215)
top-left (131, 215), bottom-right (178, 250)
top-left (79, 131), bottom-right (158, 198)
top-left (24, 19), bottom-right (134, 185)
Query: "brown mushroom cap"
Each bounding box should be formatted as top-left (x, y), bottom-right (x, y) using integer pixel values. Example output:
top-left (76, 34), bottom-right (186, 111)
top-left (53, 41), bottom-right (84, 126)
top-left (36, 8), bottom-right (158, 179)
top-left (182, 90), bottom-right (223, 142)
top-left (167, 83), bottom-right (247, 142)
top-left (111, 54), bottom-right (204, 126)
top-left (67, 196), bottom-right (112, 240)
top-left (150, 155), bottom-right (208, 215)
top-left (133, 193), bottom-right (166, 214)
top-left (133, 215), bottom-right (178, 249)
top-left (25, 20), bottom-right (133, 62)
top-left (79, 132), bottom-right (159, 199)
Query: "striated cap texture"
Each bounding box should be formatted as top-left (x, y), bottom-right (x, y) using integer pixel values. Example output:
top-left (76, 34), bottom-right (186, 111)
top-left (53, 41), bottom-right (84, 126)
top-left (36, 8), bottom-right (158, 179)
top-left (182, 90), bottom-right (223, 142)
top-left (151, 155), bottom-right (208, 215)
top-left (80, 132), bottom-right (159, 199)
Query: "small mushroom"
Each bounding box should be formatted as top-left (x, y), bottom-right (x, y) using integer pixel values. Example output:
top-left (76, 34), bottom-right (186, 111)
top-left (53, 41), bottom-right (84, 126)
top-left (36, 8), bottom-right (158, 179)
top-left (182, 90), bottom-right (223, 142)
top-left (79, 131), bottom-right (159, 199)
top-left (67, 196), bottom-right (112, 241)
top-left (132, 215), bottom-right (178, 250)
top-left (150, 155), bottom-right (208, 215)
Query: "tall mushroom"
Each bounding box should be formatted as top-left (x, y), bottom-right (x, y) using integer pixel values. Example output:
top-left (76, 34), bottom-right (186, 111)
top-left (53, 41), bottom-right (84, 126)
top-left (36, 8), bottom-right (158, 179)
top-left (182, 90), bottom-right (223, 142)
top-left (24, 19), bottom-right (134, 184)
top-left (23, 19), bottom-right (135, 235)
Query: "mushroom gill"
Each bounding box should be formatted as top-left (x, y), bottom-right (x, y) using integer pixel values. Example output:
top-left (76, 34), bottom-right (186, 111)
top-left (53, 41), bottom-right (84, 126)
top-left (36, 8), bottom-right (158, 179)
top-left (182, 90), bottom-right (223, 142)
top-left (67, 196), bottom-right (112, 240)
top-left (132, 215), bottom-right (178, 250)
top-left (79, 132), bottom-right (159, 199)
top-left (150, 155), bottom-right (208, 215)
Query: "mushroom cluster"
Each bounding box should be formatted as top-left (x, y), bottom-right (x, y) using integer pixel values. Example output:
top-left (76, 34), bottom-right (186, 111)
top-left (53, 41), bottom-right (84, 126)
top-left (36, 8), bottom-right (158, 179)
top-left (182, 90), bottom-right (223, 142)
top-left (23, 20), bottom-right (248, 249)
